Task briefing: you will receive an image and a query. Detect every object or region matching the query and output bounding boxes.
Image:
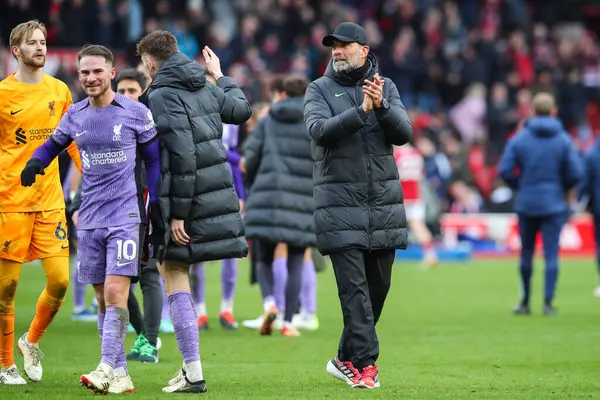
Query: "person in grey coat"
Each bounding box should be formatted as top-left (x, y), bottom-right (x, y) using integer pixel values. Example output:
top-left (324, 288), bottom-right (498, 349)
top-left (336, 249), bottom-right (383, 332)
top-left (136, 30), bottom-right (252, 393)
top-left (244, 75), bottom-right (315, 337)
top-left (304, 22), bottom-right (412, 389)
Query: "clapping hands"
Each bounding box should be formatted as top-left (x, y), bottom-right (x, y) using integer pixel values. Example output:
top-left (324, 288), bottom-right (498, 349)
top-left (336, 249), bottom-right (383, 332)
top-left (362, 73), bottom-right (384, 112)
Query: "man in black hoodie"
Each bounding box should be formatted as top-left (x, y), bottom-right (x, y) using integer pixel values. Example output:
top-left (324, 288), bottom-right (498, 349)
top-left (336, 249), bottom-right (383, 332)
top-left (136, 30), bottom-right (252, 393)
top-left (304, 22), bottom-right (413, 390)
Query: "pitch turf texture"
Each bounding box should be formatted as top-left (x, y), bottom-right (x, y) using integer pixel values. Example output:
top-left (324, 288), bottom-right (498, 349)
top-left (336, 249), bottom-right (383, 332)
top-left (2, 258), bottom-right (600, 399)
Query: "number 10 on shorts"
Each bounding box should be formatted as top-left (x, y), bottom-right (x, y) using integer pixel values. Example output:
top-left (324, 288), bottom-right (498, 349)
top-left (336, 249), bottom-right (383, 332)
top-left (116, 239), bottom-right (137, 262)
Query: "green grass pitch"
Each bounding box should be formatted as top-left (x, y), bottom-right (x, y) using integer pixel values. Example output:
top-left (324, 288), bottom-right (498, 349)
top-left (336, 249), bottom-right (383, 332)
top-left (2, 258), bottom-right (600, 399)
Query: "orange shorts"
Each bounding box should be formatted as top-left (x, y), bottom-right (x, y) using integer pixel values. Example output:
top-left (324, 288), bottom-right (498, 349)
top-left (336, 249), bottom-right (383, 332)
top-left (0, 209), bottom-right (69, 263)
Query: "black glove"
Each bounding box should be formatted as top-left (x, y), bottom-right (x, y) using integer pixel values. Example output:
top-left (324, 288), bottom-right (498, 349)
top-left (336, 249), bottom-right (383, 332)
top-left (149, 202), bottom-right (165, 245)
top-left (21, 158), bottom-right (45, 187)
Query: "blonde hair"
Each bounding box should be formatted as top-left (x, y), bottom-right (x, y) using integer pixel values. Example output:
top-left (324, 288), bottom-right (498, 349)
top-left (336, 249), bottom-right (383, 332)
top-left (532, 92), bottom-right (556, 116)
top-left (10, 20), bottom-right (47, 60)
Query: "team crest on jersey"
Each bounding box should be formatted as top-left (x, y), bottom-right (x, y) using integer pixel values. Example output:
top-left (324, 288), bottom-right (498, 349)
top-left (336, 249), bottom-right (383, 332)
top-left (113, 123), bottom-right (123, 141)
top-left (48, 100), bottom-right (56, 116)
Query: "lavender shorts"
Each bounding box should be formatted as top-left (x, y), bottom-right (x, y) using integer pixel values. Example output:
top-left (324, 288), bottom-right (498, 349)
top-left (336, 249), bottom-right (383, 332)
top-left (76, 224), bottom-right (140, 284)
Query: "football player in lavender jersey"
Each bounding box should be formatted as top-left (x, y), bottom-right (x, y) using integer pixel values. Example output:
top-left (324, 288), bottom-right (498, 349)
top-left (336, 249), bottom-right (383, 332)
top-left (20, 45), bottom-right (160, 395)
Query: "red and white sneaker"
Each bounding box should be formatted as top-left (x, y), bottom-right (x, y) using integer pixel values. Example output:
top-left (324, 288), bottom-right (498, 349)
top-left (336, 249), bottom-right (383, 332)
top-left (197, 314), bottom-right (209, 330)
top-left (353, 365), bottom-right (380, 389)
top-left (325, 357), bottom-right (361, 386)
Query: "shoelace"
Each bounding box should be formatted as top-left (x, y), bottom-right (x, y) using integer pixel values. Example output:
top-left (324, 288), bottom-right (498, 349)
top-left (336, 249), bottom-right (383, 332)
top-left (28, 346), bottom-right (44, 367)
top-left (361, 365), bottom-right (378, 381)
top-left (139, 342), bottom-right (156, 357)
top-left (133, 335), bottom-right (148, 352)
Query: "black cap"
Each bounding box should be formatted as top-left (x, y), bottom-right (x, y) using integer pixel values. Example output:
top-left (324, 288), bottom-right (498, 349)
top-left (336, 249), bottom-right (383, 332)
top-left (322, 22), bottom-right (369, 47)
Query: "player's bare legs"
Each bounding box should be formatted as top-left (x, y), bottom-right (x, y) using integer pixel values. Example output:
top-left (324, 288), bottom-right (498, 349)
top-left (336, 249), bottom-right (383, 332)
top-left (158, 260), bottom-right (206, 393)
top-left (80, 276), bottom-right (132, 394)
top-left (408, 220), bottom-right (438, 268)
top-left (17, 255), bottom-right (69, 382)
top-left (0, 259), bottom-right (26, 385)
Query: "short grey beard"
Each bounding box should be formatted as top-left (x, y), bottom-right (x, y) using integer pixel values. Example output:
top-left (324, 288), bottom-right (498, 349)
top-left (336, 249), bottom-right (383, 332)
top-left (332, 58), bottom-right (360, 74)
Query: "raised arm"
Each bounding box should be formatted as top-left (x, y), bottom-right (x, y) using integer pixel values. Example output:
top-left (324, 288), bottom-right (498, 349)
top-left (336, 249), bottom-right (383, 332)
top-left (304, 82), bottom-right (367, 147)
top-left (376, 80), bottom-right (413, 146)
top-left (216, 76), bottom-right (252, 125)
top-left (149, 90), bottom-right (196, 220)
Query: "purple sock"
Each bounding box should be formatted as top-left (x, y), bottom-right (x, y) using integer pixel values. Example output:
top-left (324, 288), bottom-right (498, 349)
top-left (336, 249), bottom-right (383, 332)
top-left (192, 262), bottom-right (205, 305)
top-left (100, 306), bottom-right (129, 369)
top-left (72, 265), bottom-right (86, 309)
top-left (160, 277), bottom-right (170, 320)
top-left (168, 291), bottom-right (200, 363)
top-left (221, 259), bottom-right (237, 303)
top-left (301, 261), bottom-right (317, 314)
top-left (97, 311), bottom-right (105, 338)
top-left (273, 258), bottom-right (288, 311)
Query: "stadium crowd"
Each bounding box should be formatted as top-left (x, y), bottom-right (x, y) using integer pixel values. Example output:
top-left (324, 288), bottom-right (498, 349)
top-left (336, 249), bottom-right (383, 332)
top-left (2, 0), bottom-right (600, 216)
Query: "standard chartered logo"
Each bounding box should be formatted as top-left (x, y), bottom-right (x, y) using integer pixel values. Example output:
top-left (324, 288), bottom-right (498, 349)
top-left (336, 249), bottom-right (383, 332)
top-left (29, 127), bottom-right (55, 141)
top-left (81, 149), bottom-right (126, 168)
top-left (81, 150), bottom-right (91, 169)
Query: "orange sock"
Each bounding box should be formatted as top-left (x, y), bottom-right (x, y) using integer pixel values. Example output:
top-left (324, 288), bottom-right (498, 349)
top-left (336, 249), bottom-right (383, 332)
top-left (27, 290), bottom-right (64, 344)
top-left (0, 306), bottom-right (15, 368)
top-left (26, 256), bottom-right (69, 344)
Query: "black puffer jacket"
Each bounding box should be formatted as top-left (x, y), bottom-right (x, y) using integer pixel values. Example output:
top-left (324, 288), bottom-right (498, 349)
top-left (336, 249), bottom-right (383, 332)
top-left (243, 97), bottom-right (315, 248)
top-left (147, 52), bottom-right (252, 263)
top-left (304, 53), bottom-right (412, 255)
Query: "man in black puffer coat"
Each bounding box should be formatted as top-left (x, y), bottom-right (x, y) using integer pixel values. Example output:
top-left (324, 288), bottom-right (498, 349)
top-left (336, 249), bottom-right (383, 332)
top-left (244, 76), bottom-right (315, 335)
top-left (136, 31), bottom-right (251, 393)
top-left (304, 22), bottom-right (412, 389)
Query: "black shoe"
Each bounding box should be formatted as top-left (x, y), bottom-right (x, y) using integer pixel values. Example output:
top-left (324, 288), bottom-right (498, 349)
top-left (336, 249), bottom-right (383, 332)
top-left (171, 378), bottom-right (207, 393)
top-left (543, 304), bottom-right (557, 316)
top-left (513, 304), bottom-right (531, 315)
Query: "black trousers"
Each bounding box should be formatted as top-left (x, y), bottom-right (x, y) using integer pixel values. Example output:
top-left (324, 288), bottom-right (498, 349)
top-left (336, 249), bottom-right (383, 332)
top-left (329, 248), bottom-right (395, 370)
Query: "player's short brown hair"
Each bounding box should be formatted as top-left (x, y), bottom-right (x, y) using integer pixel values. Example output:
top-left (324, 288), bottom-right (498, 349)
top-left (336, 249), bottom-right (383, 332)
top-left (136, 30), bottom-right (178, 62)
top-left (9, 20), bottom-right (47, 59)
top-left (283, 75), bottom-right (309, 97)
top-left (269, 74), bottom-right (286, 94)
top-left (77, 44), bottom-right (114, 65)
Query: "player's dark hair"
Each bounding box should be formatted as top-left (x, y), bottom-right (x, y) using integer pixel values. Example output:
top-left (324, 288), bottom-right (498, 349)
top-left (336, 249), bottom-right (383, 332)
top-left (136, 30), bottom-right (178, 62)
top-left (116, 68), bottom-right (148, 91)
top-left (77, 44), bottom-right (114, 65)
top-left (283, 75), bottom-right (309, 97)
top-left (269, 74), bottom-right (286, 94)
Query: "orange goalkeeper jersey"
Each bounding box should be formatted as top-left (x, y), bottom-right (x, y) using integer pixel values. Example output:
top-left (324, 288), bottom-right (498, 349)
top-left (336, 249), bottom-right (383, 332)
top-left (0, 73), bottom-right (81, 212)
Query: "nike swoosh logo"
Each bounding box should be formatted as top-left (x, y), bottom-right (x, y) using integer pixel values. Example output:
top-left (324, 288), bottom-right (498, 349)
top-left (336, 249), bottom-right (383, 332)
top-left (116, 261), bottom-right (132, 267)
top-left (61, 244), bottom-right (69, 249)
top-left (76, 131), bottom-right (87, 137)
top-left (335, 93), bottom-right (346, 97)
top-left (10, 109), bottom-right (23, 115)
top-left (3, 331), bottom-right (13, 336)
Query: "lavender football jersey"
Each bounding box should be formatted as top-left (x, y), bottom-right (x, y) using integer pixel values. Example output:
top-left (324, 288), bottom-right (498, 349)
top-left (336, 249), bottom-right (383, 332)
top-left (52, 93), bottom-right (157, 229)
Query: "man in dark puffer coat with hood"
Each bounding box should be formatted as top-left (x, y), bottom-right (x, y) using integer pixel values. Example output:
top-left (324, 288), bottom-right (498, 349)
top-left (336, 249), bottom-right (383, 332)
top-left (304, 22), bottom-right (412, 389)
top-left (244, 75), bottom-right (315, 337)
top-left (136, 31), bottom-right (251, 393)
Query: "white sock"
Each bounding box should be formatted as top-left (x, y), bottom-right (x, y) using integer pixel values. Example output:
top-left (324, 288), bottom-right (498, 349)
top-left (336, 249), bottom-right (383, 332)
top-left (184, 360), bottom-right (204, 382)
top-left (73, 305), bottom-right (85, 313)
top-left (263, 297), bottom-right (276, 312)
top-left (197, 302), bottom-right (207, 316)
top-left (113, 366), bottom-right (127, 377)
top-left (220, 299), bottom-right (233, 313)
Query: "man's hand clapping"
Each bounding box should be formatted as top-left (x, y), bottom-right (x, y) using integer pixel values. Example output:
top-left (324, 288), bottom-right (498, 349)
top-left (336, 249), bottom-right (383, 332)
top-left (363, 73), bottom-right (384, 109)
top-left (202, 46), bottom-right (223, 81)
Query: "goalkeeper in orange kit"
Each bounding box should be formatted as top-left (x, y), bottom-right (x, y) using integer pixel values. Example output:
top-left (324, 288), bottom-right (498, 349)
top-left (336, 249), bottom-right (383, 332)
top-left (0, 20), bottom-right (81, 385)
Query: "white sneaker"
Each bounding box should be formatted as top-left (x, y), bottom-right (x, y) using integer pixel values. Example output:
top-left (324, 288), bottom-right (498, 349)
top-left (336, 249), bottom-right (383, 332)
top-left (80, 364), bottom-right (113, 394)
top-left (292, 313), bottom-right (320, 331)
top-left (108, 375), bottom-right (135, 394)
top-left (593, 286), bottom-right (600, 297)
top-left (17, 333), bottom-right (43, 381)
top-left (162, 375), bottom-right (207, 393)
top-left (157, 337), bottom-right (162, 350)
top-left (242, 314), bottom-right (283, 330)
top-left (0, 365), bottom-right (27, 385)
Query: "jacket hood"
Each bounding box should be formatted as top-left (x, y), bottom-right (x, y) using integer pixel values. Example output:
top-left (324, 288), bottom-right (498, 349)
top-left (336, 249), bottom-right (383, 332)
top-left (269, 97), bottom-right (305, 123)
top-left (525, 116), bottom-right (563, 137)
top-left (150, 52), bottom-right (206, 92)
top-left (324, 52), bottom-right (378, 87)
